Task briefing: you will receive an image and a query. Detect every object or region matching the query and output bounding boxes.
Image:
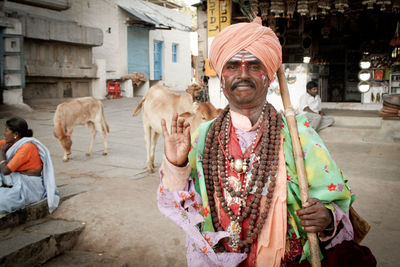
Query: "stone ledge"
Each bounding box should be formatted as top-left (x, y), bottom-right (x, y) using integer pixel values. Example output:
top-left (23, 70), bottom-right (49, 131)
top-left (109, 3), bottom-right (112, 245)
top-left (0, 183), bottom-right (90, 231)
top-left (0, 219), bottom-right (84, 267)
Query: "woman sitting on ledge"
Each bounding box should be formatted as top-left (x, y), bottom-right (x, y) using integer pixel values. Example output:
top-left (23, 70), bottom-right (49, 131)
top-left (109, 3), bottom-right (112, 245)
top-left (0, 117), bottom-right (59, 214)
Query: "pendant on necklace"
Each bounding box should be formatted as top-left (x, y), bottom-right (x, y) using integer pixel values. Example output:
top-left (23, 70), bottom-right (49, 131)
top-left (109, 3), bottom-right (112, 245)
top-left (227, 220), bottom-right (242, 252)
top-left (234, 159), bottom-right (243, 172)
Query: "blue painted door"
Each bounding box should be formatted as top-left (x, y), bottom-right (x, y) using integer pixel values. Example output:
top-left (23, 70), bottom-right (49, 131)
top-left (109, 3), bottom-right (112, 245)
top-left (153, 40), bottom-right (163, 80)
top-left (127, 26), bottom-right (149, 78)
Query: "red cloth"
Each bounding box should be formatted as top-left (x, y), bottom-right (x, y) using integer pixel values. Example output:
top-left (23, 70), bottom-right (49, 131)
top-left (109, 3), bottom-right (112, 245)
top-left (286, 240), bottom-right (376, 267)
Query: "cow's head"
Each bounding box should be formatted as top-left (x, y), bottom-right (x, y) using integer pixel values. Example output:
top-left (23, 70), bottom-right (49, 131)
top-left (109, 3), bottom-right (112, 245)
top-left (179, 102), bottom-right (221, 134)
top-left (54, 131), bottom-right (72, 155)
top-left (185, 83), bottom-right (202, 101)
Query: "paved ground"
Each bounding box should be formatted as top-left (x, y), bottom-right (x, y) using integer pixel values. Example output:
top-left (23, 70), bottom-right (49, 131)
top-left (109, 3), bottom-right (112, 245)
top-left (1, 97), bottom-right (399, 267)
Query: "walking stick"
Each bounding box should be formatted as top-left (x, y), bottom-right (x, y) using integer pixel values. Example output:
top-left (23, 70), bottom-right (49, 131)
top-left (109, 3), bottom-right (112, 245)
top-left (276, 65), bottom-right (321, 267)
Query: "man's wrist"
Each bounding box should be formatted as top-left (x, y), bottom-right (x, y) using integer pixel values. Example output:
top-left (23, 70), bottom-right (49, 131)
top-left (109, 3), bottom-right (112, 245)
top-left (176, 159), bottom-right (189, 168)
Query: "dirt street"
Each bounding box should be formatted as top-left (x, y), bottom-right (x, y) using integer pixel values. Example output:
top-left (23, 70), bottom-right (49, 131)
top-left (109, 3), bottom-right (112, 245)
top-left (1, 97), bottom-right (399, 267)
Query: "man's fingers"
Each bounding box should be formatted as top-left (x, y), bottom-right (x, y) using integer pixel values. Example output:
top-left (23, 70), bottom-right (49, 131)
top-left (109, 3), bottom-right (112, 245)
top-left (171, 113), bottom-right (178, 134)
top-left (161, 119), bottom-right (169, 137)
top-left (296, 204), bottom-right (319, 216)
top-left (184, 124), bottom-right (191, 139)
top-left (302, 198), bottom-right (319, 208)
top-left (297, 213), bottom-right (319, 221)
top-left (177, 118), bottom-right (185, 134)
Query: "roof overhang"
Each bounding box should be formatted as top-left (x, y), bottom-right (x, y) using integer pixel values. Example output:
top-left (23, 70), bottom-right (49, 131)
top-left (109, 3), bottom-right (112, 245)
top-left (119, 5), bottom-right (171, 30)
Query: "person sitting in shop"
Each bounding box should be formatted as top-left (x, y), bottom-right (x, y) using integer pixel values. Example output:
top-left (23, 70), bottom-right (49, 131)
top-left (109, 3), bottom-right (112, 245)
top-left (299, 81), bottom-right (335, 132)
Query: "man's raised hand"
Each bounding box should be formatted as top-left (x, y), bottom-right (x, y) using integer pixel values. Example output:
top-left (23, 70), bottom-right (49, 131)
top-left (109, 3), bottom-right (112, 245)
top-left (161, 113), bottom-right (191, 167)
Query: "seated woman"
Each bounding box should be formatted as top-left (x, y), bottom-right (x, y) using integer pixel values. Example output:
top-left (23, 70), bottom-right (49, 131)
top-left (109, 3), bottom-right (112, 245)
top-left (0, 117), bottom-right (59, 214)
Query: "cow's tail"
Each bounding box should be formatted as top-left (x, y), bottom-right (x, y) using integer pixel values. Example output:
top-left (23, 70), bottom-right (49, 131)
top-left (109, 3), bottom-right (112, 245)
top-left (101, 103), bottom-right (110, 133)
top-left (132, 96), bottom-right (146, 116)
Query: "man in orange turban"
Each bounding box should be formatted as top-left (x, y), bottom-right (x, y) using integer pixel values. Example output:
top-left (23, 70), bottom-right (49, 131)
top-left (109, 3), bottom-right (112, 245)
top-left (158, 18), bottom-right (376, 267)
top-left (210, 17), bottom-right (281, 85)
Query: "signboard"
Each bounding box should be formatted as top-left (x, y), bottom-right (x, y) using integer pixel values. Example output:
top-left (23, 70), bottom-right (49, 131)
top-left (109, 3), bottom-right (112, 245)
top-left (219, 0), bottom-right (231, 31)
top-left (207, 0), bottom-right (231, 37)
top-left (207, 0), bottom-right (231, 76)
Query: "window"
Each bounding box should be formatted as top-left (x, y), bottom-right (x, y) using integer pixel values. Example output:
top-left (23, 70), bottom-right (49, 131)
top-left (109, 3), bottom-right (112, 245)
top-left (172, 43), bottom-right (178, 63)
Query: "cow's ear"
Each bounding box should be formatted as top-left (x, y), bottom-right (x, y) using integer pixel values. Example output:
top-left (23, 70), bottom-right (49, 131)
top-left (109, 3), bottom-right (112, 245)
top-left (216, 108), bottom-right (223, 113)
top-left (179, 112), bottom-right (193, 118)
top-left (53, 131), bottom-right (58, 138)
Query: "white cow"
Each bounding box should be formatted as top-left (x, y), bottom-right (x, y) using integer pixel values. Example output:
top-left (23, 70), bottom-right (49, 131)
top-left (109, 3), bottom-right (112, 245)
top-left (53, 97), bottom-right (109, 161)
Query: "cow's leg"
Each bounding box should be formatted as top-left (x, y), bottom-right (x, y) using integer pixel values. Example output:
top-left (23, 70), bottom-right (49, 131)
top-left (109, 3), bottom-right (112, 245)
top-left (63, 127), bottom-right (73, 161)
top-left (86, 122), bottom-right (96, 156)
top-left (150, 131), bottom-right (160, 170)
top-left (143, 124), bottom-right (153, 173)
top-left (94, 121), bottom-right (108, 156)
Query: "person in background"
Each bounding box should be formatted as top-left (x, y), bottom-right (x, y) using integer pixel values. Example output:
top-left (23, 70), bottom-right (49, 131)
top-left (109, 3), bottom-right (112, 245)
top-left (0, 117), bottom-right (59, 213)
top-left (299, 81), bottom-right (335, 132)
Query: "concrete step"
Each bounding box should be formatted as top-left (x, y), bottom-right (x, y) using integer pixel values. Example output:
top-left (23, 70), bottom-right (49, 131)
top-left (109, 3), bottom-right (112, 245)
top-left (0, 219), bottom-right (85, 267)
top-left (318, 118), bottom-right (400, 144)
top-left (0, 183), bottom-right (91, 231)
top-left (324, 109), bottom-right (382, 128)
top-left (331, 115), bottom-right (382, 128)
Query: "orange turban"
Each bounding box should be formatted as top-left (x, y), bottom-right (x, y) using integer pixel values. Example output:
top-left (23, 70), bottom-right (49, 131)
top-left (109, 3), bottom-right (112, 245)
top-left (209, 17), bottom-right (282, 83)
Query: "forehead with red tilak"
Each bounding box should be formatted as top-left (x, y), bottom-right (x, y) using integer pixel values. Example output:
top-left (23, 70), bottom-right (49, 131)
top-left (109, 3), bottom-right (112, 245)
top-left (221, 50), bottom-right (268, 90)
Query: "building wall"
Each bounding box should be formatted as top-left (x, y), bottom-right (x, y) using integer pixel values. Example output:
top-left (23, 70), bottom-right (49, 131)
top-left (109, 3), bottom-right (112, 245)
top-left (63, 0), bottom-right (192, 96)
top-left (1, 17), bottom-right (24, 105)
top-left (1, 1), bottom-right (103, 101)
top-left (62, 0), bottom-right (125, 80)
top-left (149, 29), bottom-right (192, 92)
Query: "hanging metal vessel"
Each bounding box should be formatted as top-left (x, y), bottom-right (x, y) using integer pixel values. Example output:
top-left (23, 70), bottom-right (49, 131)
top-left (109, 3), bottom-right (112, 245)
top-left (334, 0), bottom-right (349, 13)
top-left (309, 1), bottom-right (318, 20)
top-left (270, 0), bottom-right (284, 18)
top-left (297, 0), bottom-right (309, 16)
top-left (362, 0), bottom-right (376, 10)
top-left (377, 0), bottom-right (392, 11)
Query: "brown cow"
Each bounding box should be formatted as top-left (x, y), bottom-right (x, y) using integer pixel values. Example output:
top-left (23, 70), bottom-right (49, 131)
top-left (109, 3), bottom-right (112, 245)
top-left (53, 97), bottom-right (110, 161)
top-left (132, 85), bottom-right (219, 173)
top-left (186, 83), bottom-right (202, 102)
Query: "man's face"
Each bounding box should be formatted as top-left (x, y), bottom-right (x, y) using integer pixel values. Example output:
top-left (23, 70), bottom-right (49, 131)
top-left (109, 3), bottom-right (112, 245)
top-left (221, 51), bottom-right (269, 109)
top-left (308, 87), bottom-right (318, 97)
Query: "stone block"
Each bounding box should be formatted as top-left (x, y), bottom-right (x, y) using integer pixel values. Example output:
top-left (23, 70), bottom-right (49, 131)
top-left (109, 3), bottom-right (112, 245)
top-left (0, 183), bottom-right (89, 230)
top-left (3, 89), bottom-right (23, 105)
top-left (24, 15), bottom-right (102, 46)
top-left (0, 220), bottom-right (84, 267)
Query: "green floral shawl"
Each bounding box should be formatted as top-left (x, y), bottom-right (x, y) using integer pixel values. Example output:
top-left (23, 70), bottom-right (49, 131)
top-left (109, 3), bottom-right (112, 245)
top-left (188, 113), bottom-right (355, 262)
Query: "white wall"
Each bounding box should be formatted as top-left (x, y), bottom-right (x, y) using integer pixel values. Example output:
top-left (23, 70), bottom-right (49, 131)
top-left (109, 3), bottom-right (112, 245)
top-left (63, 0), bottom-right (126, 80)
top-left (150, 29), bottom-right (192, 92)
top-left (63, 0), bottom-right (192, 96)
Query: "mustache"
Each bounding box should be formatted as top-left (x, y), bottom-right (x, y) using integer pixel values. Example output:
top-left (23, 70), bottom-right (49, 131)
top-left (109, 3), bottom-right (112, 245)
top-left (231, 79), bottom-right (256, 90)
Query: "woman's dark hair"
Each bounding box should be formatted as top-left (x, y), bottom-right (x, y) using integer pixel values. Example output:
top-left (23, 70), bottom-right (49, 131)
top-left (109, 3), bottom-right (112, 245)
top-left (6, 117), bottom-right (33, 138)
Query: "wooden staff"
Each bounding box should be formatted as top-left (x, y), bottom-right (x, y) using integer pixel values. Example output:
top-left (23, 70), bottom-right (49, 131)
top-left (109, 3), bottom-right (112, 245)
top-left (277, 65), bottom-right (321, 267)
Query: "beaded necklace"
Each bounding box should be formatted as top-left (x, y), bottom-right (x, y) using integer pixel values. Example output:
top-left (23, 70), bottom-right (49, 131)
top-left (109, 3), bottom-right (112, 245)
top-left (202, 102), bottom-right (282, 253)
